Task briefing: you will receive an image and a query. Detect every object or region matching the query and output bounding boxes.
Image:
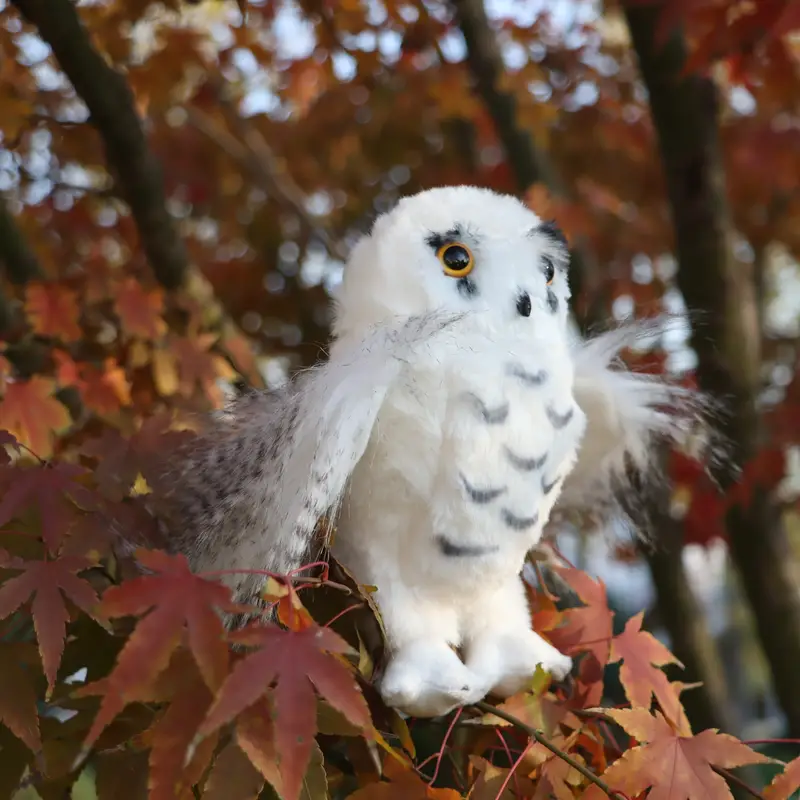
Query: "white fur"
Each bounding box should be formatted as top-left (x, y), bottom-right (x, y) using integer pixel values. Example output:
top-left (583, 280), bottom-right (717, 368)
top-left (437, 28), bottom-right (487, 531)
top-left (184, 186), bottom-right (706, 718)
top-left (327, 187), bottom-right (581, 715)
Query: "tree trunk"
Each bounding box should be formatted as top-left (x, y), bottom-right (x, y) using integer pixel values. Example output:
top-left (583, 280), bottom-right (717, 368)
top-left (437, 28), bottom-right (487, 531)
top-left (624, 1), bottom-right (800, 736)
top-left (453, 0), bottom-right (732, 734)
top-left (644, 520), bottom-right (737, 733)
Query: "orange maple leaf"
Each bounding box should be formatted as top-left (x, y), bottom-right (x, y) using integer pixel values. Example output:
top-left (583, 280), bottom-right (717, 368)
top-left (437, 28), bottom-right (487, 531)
top-left (169, 334), bottom-right (237, 406)
top-left (24, 283), bottom-right (83, 342)
top-left (0, 377), bottom-right (71, 458)
top-left (584, 708), bottom-right (774, 800)
top-left (609, 611), bottom-right (688, 732)
top-left (549, 567), bottom-right (615, 668)
top-left (763, 754), bottom-right (800, 800)
top-left (79, 359), bottom-right (132, 415)
top-left (114, 278), bottom-right (167, 340)
top-left (347, 756), bottom-right (463, 799)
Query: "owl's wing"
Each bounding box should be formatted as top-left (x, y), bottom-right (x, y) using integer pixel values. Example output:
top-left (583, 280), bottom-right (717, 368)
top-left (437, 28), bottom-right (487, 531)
top-left (152, 311), bottom-right (469, 599)
top-left (275, 310), bottom-right (468, 548)
top-left (554, 319), bottom-right (715, 525)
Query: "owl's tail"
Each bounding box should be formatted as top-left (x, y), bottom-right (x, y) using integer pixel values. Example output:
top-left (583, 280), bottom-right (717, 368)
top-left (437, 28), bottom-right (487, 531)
top-left (552, 317), bottom-right (723, 538)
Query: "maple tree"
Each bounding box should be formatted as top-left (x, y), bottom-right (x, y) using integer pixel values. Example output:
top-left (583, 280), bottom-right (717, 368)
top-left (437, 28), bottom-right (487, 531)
top-left (1, 0), bottom-right (800, 797)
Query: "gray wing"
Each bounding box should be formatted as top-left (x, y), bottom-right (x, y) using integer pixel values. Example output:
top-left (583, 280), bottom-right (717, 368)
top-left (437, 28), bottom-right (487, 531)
top-left (150, 311), bottom-right (466, 605)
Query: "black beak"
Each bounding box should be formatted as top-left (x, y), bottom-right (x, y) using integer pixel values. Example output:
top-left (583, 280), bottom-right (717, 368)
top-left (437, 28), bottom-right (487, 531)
top-left (516, 291), bottom-right (532, 318)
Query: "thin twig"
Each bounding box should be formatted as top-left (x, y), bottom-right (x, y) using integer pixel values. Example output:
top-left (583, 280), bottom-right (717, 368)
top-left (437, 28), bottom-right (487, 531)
top-left (11, 0), bottom-right (189, 289)
top-left (494, 739), bottom-right (533, 800)
top-left (713, 766), bottom-right (767, 800)
top-left (187, 79), bottom-right (349, 263)
top-left (473, 700), bottom-right (628, 799)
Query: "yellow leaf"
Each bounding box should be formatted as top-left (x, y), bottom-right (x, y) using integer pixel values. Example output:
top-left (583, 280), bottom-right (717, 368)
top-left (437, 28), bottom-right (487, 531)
top-left (132, 474), bottom-right (151, 496)
top-left (128, 340), bottom-right (151, 369)
top-left (152, 349), bottom-right (179, 397)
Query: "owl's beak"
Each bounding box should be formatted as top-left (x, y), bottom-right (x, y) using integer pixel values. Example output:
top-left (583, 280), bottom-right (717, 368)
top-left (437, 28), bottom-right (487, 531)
top-left (516, 291), bottom-right (532, 318)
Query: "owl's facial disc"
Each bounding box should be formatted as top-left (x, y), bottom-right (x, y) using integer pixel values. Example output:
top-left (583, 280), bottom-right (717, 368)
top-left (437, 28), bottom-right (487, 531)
top-left (424, 218), bottom-right (567, 322)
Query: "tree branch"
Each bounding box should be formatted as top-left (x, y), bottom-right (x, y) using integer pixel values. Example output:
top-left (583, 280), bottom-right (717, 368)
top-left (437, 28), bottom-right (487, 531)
top-left (450, 0), bottom-right (604, 327)
top-left (0, 193), bottom-right (45, 338)
top-left (186, 81), bottom-right (349, 264)
top-left (473, 700), bottom-right (628, 799)
top-left (11, 0), bottom-right (188, 290)
top-left (0, 193), bottom-right (44, 286)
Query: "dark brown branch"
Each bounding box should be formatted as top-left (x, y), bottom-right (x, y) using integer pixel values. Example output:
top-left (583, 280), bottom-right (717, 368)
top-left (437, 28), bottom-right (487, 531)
top-left (450, 0), bottom-right (604, 327)
top-left (0, 193), bottom-right (44, 286)
top-left (0, 193), bottom-right (45, 338)
top-left (624, 1), bottom-right (800, 737)
top-left (474, 701), bottom-right (628, 799)
top-left (11, 0), bottom-right (188, 290)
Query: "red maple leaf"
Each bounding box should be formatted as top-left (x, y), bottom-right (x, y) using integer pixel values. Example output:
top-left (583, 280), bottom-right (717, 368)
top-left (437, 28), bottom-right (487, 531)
top-left (82, 416), bottom-right (193, 501)
top-left (0, 552), bottom-right (98, 692)
top-left (148, 676), bottom-right (219, 800)
top-left (730, 447), bottom-right (787, 508)
top-left (196, 622), bottom-right (373, 800)
top-left (683, 486), bottom-right (727, 548)
top-left (0, 642), bottom-right (41, 752)
top-left (79, 550), bottom-right (242, 755)
top-left (0, 462), bottom-right (96, 553)
top-left (585, 708), bottom-right (774, 800)
top-left (609, 612), bottom-right (688, 732)
top-left (546, 566), bottom-right (615, 669)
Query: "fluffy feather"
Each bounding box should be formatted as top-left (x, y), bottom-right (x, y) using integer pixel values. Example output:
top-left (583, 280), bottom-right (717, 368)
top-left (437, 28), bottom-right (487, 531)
top-left (151, 185), bottom-right (712, 718)
top-left (554, 318), bottom-right (712, 526)
top-left (153, 310), bottom-right (468, 607)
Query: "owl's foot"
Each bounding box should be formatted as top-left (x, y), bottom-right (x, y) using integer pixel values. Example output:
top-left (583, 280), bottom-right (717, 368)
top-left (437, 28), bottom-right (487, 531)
top-left (378, 639), bottom-right (488, 718)
top-left (464, 628), bottom-right (573, 699)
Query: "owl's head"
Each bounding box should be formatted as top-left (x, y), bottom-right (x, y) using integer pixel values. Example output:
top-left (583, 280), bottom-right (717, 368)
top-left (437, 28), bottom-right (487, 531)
top-left (332, 185), bottom-right (572, 341)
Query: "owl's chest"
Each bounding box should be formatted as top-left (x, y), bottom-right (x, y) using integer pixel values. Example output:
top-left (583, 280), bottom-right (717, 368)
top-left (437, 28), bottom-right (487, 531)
top-left (369, 344), bottom-right (584, 504)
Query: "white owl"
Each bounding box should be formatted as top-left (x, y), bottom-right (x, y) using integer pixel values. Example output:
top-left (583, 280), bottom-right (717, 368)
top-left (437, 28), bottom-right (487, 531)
top-left (156, 186), bottom-right (703, 719)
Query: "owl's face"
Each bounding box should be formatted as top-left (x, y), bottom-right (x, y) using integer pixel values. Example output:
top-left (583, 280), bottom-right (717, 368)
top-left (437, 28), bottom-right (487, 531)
top-left (332, 186), bottom-right (572, 343)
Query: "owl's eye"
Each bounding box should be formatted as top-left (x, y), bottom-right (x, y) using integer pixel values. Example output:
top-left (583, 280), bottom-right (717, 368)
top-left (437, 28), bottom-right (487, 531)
top-left (543, 257), bottom-right (555, 286)
top-left (437, 242), bottom-right (474, 277)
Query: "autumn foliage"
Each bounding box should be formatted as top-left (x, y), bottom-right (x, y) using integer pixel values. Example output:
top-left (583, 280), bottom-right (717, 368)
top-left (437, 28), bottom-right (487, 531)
top-left (1, 0), bottom-right (800, 797)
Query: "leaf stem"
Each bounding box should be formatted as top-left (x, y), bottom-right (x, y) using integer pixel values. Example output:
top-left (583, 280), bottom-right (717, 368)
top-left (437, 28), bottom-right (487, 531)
top-left (473, 701), bottom-right (628, 800)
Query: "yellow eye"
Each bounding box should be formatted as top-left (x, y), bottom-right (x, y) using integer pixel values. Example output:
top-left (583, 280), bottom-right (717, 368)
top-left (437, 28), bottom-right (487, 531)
top-left (437, 242), bottom-right (474, 277)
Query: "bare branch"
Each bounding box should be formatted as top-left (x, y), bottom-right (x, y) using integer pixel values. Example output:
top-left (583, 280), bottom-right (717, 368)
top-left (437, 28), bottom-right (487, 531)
top-left (450, 0), bottom-right (603, 325)
top-left (11, 0), bottom-right (188, 290)
top-left (0, 193), bottom-right (44, 286)
top-left (0, 193), bottom-right (45, 337)
top-left (473, 700), bottom-right (628, 799)
top-left (186, 80), bottom-right (349, 263)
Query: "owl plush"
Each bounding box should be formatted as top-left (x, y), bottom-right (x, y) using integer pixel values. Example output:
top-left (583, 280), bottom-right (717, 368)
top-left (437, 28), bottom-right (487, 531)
top-left (154, 186), bottom-right (703, 718)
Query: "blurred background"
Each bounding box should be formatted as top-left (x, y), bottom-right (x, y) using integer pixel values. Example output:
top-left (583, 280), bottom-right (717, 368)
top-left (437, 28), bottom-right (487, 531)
top-left (0, 0), bottom-right (799, 761)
